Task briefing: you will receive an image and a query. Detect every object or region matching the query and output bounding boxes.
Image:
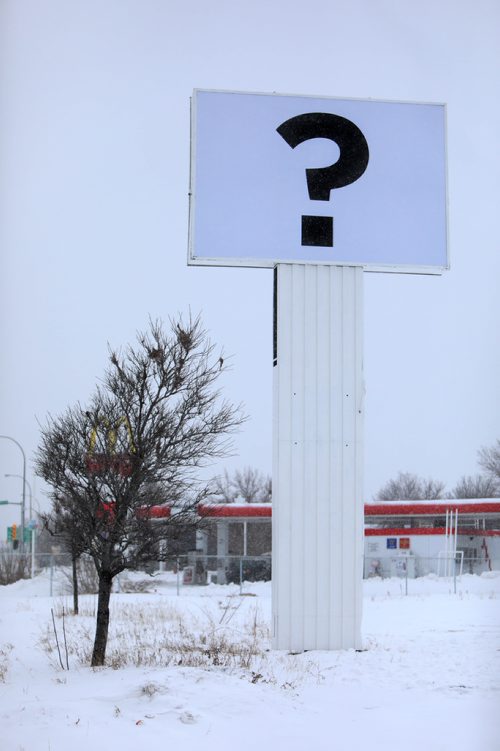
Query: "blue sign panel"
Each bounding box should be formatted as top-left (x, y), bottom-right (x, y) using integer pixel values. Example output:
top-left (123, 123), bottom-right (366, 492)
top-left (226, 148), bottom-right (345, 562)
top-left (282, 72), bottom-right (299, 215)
top-left (386, 538), bottom-right (397, 549)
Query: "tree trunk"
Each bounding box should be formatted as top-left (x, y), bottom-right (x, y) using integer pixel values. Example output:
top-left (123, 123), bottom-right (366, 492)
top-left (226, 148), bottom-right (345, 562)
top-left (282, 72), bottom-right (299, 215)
top-left (72, 553), bottom-right (79, 615)
top-left (90, 570), bottom-right (113, 666)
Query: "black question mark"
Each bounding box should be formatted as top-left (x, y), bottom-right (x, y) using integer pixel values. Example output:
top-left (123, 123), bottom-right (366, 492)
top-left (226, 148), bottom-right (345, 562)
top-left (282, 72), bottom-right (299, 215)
top-left (276, 113), bottom-right (369, 247)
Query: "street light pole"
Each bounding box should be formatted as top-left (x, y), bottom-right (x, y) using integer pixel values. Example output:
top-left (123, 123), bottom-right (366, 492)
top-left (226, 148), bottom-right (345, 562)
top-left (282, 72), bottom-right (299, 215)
top-left (5, 474), bottom-right (32, 519)
top-left (0, 436), bottom-right (26, 551)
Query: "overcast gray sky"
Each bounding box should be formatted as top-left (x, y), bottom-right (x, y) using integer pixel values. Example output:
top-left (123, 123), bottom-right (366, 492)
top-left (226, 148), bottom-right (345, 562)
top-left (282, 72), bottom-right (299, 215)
top-left (1, 0), bottom-right (499, 527)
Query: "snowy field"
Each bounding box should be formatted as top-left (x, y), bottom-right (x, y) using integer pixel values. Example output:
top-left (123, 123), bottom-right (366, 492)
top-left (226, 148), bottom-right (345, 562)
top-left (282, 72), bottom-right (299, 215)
top-left (1, 570), bottom-right (499, 751)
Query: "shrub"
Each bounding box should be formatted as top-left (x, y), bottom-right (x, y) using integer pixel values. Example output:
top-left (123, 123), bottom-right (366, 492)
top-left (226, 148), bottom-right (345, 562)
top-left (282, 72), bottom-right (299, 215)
top-left (0, 551), bottom-right (30, 585)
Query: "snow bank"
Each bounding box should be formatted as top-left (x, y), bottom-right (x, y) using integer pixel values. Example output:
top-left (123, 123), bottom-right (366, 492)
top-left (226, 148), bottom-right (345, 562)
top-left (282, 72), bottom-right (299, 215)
top-left (0, 573), bottom-right (499, 750)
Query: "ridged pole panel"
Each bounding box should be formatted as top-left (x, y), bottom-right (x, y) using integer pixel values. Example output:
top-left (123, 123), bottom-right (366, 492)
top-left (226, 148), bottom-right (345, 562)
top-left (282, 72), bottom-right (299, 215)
top-left (272, 264), bottom-right (364, 651)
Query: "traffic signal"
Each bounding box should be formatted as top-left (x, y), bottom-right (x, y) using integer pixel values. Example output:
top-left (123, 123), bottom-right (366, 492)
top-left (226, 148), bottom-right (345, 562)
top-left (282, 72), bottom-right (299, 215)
top-left (11, 523), bottom-right (17, 541)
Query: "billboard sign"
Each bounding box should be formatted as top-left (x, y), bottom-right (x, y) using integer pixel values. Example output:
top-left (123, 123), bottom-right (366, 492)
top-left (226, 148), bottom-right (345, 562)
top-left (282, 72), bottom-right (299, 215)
top-left (188, 89), bottom-right (448, 273)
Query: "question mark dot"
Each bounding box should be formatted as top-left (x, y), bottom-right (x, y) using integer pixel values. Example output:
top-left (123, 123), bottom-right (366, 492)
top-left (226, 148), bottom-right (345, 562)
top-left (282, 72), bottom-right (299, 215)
top-left (302, 216), bottom-right (333, 247)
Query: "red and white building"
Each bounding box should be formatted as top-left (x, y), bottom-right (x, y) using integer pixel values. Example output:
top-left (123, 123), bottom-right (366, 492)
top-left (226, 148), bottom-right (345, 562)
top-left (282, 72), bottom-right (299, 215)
top-left (364, 499), bottom-right (500, 576)
top-left (153, 498), bottom-right (500, 580)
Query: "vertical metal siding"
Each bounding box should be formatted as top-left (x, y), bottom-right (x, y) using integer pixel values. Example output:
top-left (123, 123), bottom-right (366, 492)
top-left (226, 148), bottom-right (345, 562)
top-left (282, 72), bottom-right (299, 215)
top-left (272, 264), bottom-right (363, 651)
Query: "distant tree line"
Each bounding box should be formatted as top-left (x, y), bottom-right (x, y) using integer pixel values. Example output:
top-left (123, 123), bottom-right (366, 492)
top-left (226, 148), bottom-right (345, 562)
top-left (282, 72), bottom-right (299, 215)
top-left (212, 439), bottom-right (500, 504)
top-left (209, 466), bottom-right (271, 503)
top-left (374, 439), bottom-right (500, 501)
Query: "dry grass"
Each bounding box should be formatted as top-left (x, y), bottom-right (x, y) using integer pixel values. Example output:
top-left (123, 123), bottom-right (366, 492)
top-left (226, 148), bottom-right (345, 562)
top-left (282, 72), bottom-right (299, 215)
top-left (0, 644), bottom-right (13, 682)
top-left (39, 595), bottom-right (325, 688)
top-left (52, 597), bottom-right (97, 618)
top-left (40, 596), bottom-right (270, 673)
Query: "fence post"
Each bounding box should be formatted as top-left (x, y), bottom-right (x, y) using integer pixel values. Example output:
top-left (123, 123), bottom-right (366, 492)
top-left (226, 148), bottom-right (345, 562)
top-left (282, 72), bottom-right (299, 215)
top-left (31, 528), bottom-right (36, 579)
top-left (239, 557), bottom-right (243, 595)
top-left (176, 557), bottom-right (180, 596)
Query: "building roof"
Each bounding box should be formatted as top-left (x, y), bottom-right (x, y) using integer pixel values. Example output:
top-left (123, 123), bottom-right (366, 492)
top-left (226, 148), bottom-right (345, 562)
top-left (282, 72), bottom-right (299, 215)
top-left (145, 498), bottom-right (500, 520)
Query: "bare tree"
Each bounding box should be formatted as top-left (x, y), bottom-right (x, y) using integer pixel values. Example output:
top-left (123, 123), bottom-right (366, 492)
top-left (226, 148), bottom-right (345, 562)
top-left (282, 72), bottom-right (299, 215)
top-left (40, 505), bottom-right (86, 615)
top-left (234, 467), bottom-right (266, 502)
top-left (375, 471), bottom-right (446, 501)
top-left (478, 439), bottom-right (500, 492)
top-left (260, 475), bottom-right (272, 503)
top-left (36, 316), bottom-right (244, 666)
top-left (210, 466), bottom-right (272, 503)
top-left (447, 474), bottom-right (498, 499)
top-left (209, 469), bottom-right (235, 503)
top-left (211, 467), bottom-right (272, 503)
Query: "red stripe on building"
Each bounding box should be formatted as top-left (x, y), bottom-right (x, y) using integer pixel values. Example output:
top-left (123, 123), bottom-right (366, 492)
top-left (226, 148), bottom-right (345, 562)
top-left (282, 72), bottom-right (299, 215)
top-left (140, 505), bottom-right (171, 518)
top-left (132, 501), bottom-right (500, 522)
top-left (365, 526), bottom-right (500, 537)
top-left (197, 504), bottom-right (272, 518)
top-left (365, 502), bottom-right (500, 516)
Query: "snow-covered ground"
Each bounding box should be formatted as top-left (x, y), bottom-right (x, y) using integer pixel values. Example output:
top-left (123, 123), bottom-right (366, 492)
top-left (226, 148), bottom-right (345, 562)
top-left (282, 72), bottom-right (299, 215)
top-left (1, 570), bottom-right (499, 751)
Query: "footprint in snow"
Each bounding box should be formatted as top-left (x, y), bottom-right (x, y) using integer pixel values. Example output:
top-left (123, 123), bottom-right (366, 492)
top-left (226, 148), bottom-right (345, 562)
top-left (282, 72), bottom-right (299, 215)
top-left (179, 711), bottom-right (197, 724)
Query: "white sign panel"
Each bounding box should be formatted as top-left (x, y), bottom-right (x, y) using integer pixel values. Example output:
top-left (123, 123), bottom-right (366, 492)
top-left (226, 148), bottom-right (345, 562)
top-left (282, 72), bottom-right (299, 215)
top-left (188, 90), bottom-right (448, 273)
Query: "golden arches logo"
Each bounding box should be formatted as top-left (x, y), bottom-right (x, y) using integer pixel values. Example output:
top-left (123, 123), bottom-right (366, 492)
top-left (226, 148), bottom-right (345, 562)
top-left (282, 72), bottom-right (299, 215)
top-left (88, 416), bottom-right (136, 455)
top-left (86, 417), bottom-right (136, 477)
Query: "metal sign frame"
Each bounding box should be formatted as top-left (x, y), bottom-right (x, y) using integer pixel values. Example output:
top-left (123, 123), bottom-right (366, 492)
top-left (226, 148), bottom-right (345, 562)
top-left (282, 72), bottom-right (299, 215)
top-left (188, 89), bottom-right (448, 275)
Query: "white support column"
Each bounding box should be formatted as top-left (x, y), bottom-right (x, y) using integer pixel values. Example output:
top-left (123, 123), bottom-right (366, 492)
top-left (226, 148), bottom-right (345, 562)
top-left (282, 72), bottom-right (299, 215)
top-left (196, 528), bottom-right (208, 555)
top-left (216, 521), bottom-right (229, 584)
top-left (272, 264), bottom-right (364, 651)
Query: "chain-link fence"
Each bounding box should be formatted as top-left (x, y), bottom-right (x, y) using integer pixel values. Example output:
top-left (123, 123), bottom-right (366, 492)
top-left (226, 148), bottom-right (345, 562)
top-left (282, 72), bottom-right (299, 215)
top-left (363, 553), bottom-right (500, 594)
top-left (363, 552), bottom-right (499, 578)
top-left (0, 551), bottom-right (273, 596)
top-left (0, 549), bottom-right (498, 597)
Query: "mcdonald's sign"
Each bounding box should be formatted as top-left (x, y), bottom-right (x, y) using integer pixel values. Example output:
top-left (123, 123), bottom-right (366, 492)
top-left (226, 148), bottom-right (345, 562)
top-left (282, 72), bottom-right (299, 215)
top-left (96, 501), bottom-right (116, 523)
top-left (86, 417), bottom-right (136, 477)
